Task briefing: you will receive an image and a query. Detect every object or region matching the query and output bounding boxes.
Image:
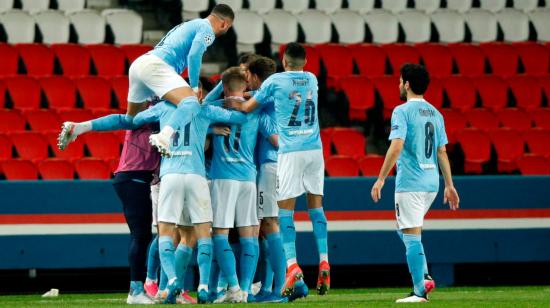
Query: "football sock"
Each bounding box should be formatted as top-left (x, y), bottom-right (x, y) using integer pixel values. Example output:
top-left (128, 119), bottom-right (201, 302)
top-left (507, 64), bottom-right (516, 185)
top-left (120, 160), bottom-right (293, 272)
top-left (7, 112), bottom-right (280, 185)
top-left (279, 209), bottom-right (297, 267)
top-left (208, 257), bottom-right (220, 295)
top-left (308, 207), bottom-right (329, 263)
top-left (398, 230), bottom-right (428, 275)
top-left (403, 234), bottom-right (427, 297)
top-left (159, 268), bottom-right (168, 291)
top-left (197, 237), bottom-right (213, 291)
top-left (259, 239), bottom-right (274, 293)
top-left (239, 237), bottom-right (258, 294)
top-left (158, 236), bottom-right (177, 282)
top-left (174, 243), bottom-right (192, 290)
top-left (266, 232), bottom-right (286, 295)
top-left (213, 234), bottom-right (239, 289)
top-left (130, 281), bottom-right (145, 296)
top-left (146, 235), bottom-right (160, 281)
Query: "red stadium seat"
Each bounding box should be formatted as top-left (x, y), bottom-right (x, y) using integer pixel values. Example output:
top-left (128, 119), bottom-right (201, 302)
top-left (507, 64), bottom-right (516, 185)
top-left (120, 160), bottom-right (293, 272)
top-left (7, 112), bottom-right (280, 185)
top-left (51, 43), bottom-right (91, 77)
top-left (44, 131), bottom-right (84, 161)
top-left (331, 128), bottom-right (366, 158)
top-left (0, 43), bottom-right (19, 76)
top-left (507, 76), bottom-right (542, 111)
top-left (57, 109), bottom-right (94, 123)
top-left (441, 109), bottom-right (468, 144)
top-left (74, 77), bottom-right (113, 111)
top-left (473, 76), bottom-right (509, 111)
top-left (0, 109), bottom-right (26, 132)
top-left (424, 77), bottom-right (443, 109)
top-left (442, 76), bottom-right (477, 111)
top-left (0, 134), bottom-right (13, 160)
top-left (0, 81), bottom-right (5, 108)
top-left (86, 44), bottom-right (126, 77)
top-left (109, 76), bottom-right (129, 107)
top-left (464, 109), bottom-right (500, 131)
top-left (339, 76), bottom-right (375, 121)
top-left (120, 44), bottom-right (153, 64)
top-left (39, 76), bottom-right (77, 110)
top-left (1, 160), bottom-right (38, 180)
top-left (489, 128), bottom-right (524, 172)
top-left (373, 76), bottom-right (401, 119)
top-left (456, 128), bottom-right (491, 174)
top-left (4, 76), bottom-right (41, 110)
top-left (325, 155), bottom-right (360, 177)
top-left (531, 108), bottom-right (550, 129)
top-left (416, 43), bottom-right (453, 77)
top-left (512, 42), bottom-right (549, 76)
top-left (479, 43), bottom-right (520, 78)
top-left (498, 108), bottom-right (532, 132)
top-left (38, 159), bottom-right (75, 180)
top-left (517, 155), bottom-right (550, 175)
top-left (317, 44), bottom-right (354, 89)
top-left (14, 43), bottom-right (55, 76)
top-left (349, 44), bottom-right (386, 77)
top-left (448, 43), bottom-right (485, 77)
top-left (74, 158), bottom-right (112, 179)
top-left (523, 128), bottom-right (550, 157)
top-left (280, 44), bottom-right (321, 76)
top-left (24, 110), bottom-right (62, 132)
top-left (358, 155), bottom-right (385, 176)
top-left (381, 44), bottom-right (421, 75)
top-left (320, 129), bottom-right (332, 158)
top-left (83, 132), bottom-right (121, 160)
top-left (9, 132), bottom-right (49, 161)
top-left (539, 76), bottom-right (550, 104)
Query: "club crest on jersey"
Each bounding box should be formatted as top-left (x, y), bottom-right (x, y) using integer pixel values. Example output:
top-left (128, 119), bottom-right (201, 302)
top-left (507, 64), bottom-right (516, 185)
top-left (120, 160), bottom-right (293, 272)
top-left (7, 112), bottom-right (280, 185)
top-left (204, 34), bottom-right (214, 45)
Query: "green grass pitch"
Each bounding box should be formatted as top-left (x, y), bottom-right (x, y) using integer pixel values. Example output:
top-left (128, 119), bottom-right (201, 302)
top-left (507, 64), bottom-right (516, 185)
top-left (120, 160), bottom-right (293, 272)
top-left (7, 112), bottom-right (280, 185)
top-left (0, 286), bottom-right (549, 307)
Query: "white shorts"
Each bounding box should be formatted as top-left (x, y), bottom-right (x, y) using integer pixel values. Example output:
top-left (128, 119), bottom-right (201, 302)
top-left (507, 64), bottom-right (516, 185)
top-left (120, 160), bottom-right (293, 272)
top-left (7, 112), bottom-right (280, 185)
top-left (211, 179), bottom-right (258, 228)
top-left (277, 149), bottom-right (324, 201)
top-left (150, 183), bottom-right (160, 228)
top-left (127, 54), bottom-right (189, 103)
top-left (257, 162), bottom-right (278, 219)
top-left (157, 173), bottom-right (212, 227)
top-left (394, 192), bottom-right (437, 229)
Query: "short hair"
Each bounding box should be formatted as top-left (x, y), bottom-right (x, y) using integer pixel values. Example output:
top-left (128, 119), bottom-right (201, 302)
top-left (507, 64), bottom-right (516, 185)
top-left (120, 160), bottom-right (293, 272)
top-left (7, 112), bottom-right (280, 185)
top-left (238, 53), bottom-right (260, 66)
top-left (400, 63), bottom-right (430, 95)
top-left (248, 57), bottom-right (276, 82)
top-left (284, 42), bottom-right (306, 68)
top-left (211, 4), bottom-right (235, 21)
top-left (221, 66), bottom-right (247, 92)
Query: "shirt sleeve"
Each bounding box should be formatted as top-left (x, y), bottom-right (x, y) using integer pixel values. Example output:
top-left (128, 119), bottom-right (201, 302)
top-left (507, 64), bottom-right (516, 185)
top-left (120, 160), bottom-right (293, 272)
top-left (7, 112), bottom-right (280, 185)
top-left (388, 108), bottom-right (407, 141)
top-left (133, 104), bottom-right (164, 127)
top-left (187, 28), bottom-right (215, 89)
top-left (203, 105), bottom-right (247, 125)
top-left (253, 77), bottom-right (276, 105)
top-left (437, 114), bottom-right (448, 147)
top-left (204, 81), bottom-right (224, 103)
top-left (258, 113), bottom-right (277, 138)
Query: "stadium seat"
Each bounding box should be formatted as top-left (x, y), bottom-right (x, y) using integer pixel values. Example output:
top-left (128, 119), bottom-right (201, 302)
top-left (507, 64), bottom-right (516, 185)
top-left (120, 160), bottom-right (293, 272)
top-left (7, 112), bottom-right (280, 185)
top-left (0, 10), bottom-right (35, 43)
top-left (320, 129), bottom-right (332, 158)
top-left (373, 76), bottom-right (401, 119)
top-left (528, 9), bottom-right (550, 42)
top-left (248, 0), bottom-right (276, 14)
top-left (540, 77), bottom-right (550, 105)
top-left (523, 128), bottom-right (550, 157)
top-left (232, 10), bottom-right (264, 54)
top-left (381, 0), bottom-right (407, 13)
top-left (74, 158), bottom-right (111, 179)
top-left (20, 0), bottom-right (48, 13)
top-left (4, 76), bottom-right (41, 110)
top-left (57, 0), bottom-right (86, 13)
top-left (448, 44), bottom-right (486, 77)
top-left (0, 43), bottom-right (19, 76)
top-left (315, 0), bottom-right (343, 14)
top-left (490, 128), bottom-right (524, 172)
top-left (0, 0), bottom-right (13, 12)
top-left (215, 0), bottom-right (243, 11)
top-left (14, 43), bottom-right (55, 76)
top-left (464, 9), bottom-right (498, 43)
top-left (281, 0), bottom-right (309, 14)
top-left (431, 10), bottom-right (466, 43)
top-left (441, 109), bottom-right (468, 144)
top-left (479, 43), bottom-right (520, 77)
top-left (86, 44), bottom-right (126, 77)
top-left (102, 9), bottom-right (143, 45)
top-left (442, 76), bottom-right (477, 111)
top-left (416, 43), bottom-right (453, 78)
top-left (0, 133), bottom-right (12, 160)
top-left (446, 0), bottom-right (472, 12)
top-left (339, 76), bottom-right (375, 121)
top-left (348, 0), bottom-right (375, 13)
top-left (38, 159), bottom-right (75, 180)
top-left (424, 77), bottom-right (443, 109)
top-left (0, 81), bottom-right (4, 107)
top-left (44, 131), bottom-right (84, 161)
top-left (83, 132), bottom-right (121, 160)
top-left (68, 10), bottom-right (106, 44)
top-left (498, 108), bottom-right (532, 132)
top-left (473, 76), bottom-right (509, 111)
top-left (415, 0), bottom-right (440, 13)
top-left (381, 44), bottom-right (421, 75)
top-left (24, 110), bottom-right (62, 132)
top-left (0, 109), bottom-right (25, 132)
top-left (9, 131), bottom-right (49, 161)
top-left (39, 76), bottom-right (77, 110)
top-left (508, 76), bottom-right (542, 110)
top-left (496, 9), bottom-right (529, 43)
top-left (331, 128), bottom-right (366, 158)
top-left (363, 10), bottom-right (399, 44)
top-left (349, 44), bottom-right (386, 77)
top-left (74, 76), bottom-right (113, 111)
top-left (297, 10), bottom-right (332, 44)
top-left (398, 10), bottom-right (431, 43)
top-left (56, 109), bottom-right (93, 123)
top-left (517, 155), bottom-right (550, 175)
top-left (109, 76), bottom-right (129, 107)
top-left (263, 10), bottom-right (298, 51)
top-left (465, 109), bottom-right (500, 132)
top-left (480, 0), bottom-right (506, 12)
top-left (330, 10), bottom-right (365, 44)
top-left (456, 128), bottom-right (491, 174)
top-left (1, 159), bottom-right (38, 180)
top-left (181, 0), bottom-right (209, 20)
top-left (358, 155), bottom-right (385, 176)
top-left (513, 0), bottom-right (538, 11)
top-left (513, 42), bottom-right (549, 76)
top-left (531, 108), bottom-right (550, 129)
top-left (120, 44), bottom-right (152, 64)
top-left (317, 44), bottom-right (354, 89)
top-left (325, 155), bottom-right (360, 177)
top-left (51, 43), bottom-right (91, 77)
top-left (33, 10), bottom-right (70, 44)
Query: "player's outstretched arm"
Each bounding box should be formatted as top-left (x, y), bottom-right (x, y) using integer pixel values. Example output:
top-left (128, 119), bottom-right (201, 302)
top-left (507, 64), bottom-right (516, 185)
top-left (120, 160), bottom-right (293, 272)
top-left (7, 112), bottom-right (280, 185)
top-left (371, 139), bottom-right (404, 203)
top-left (437, 145), bottom-right (460, 210)
top-left (224, 97), bottom-right (259, 113)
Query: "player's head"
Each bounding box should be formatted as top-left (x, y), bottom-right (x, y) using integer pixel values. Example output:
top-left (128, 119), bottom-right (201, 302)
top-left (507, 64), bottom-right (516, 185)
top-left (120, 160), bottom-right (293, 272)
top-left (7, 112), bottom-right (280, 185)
top-left (283, 42), bottom-right (307, 71)
top-left (238, 53), bottom-right (260, 82)
top-left (399, 63), bottom-right (430, 101)
top-left (247, 56), bottom-right (276, 90)
top-left (210, 4), bottom-right (234, 36)
top-left (222, 66), bottom-right (247, 95)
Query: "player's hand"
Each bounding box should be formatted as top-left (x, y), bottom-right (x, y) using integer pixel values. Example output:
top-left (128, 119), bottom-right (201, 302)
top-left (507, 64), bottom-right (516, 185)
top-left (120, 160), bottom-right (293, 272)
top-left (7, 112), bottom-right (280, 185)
top-left (243, 91), bottom-right (252, 99)
top-left (212, 125), bottom-right (231, 136)
top-left (223, 98), bottom-right (242, 111)
top-left (371, 179), bottom-right (385, 203)
top-left (444, 186), bottom-right (460, 210)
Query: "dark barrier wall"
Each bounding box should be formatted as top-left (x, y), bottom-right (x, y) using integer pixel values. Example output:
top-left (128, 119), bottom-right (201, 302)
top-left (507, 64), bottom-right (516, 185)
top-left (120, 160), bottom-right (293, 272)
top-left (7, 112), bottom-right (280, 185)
top-left (1, 176), bottom-right (549, 285)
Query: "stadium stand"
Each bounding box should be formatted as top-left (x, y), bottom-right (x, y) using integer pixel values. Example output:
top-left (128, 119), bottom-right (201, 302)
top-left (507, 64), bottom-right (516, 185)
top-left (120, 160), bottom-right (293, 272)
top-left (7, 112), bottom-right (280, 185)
top-left (68, 10), bottom-right (106, 44)
top-left (0, 10), bottom-right (35, 43)
top-left (38, 159), bottom-right (75, 180)
top-left (33, 10), bottom-right (70, 44)
top-left (325, 155), bottom-right (360, 177)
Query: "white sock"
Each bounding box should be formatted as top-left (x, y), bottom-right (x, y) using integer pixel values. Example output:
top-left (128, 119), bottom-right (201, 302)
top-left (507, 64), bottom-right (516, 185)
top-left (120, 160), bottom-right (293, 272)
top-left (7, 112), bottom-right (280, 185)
top-left (287, 258), bottom-right (297, 268)
top-left (229, 285), bottom-right (240, 292)
top-left (145, 278), bottom-right (157, 284)
top-left (198, 284), bottom-right (208, 292)
top-left (73, 121), bottom-right (92, 136)
top-left (320, 253), bottom-right (329, 263)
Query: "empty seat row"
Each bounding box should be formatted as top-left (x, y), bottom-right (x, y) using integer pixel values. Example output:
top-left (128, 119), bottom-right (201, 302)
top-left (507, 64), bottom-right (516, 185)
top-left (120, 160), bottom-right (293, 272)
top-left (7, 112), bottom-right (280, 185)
top-left (0, 9), bottom-right (142, 44)
top-left (0, 158), bottom-right (115, 180)
top-left (325, 155), bottom-right (387, 177)
top-left (0, 0), bottom-right (85, 13)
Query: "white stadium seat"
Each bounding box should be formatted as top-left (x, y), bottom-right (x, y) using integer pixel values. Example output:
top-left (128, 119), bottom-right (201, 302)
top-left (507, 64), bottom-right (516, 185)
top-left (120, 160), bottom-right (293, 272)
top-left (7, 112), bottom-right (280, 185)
top-left (181, 0), bottom-right (209, 20)
top-left (0, 10), bottom-right (35, 43)
top-left (103, 9), bottom-right (143, 44)
top-left (215, 0), bottom-right (243, 11)
top-left (21, 0), bottom-right (49, 14)
top-left (464, 9), bottom-right (498, 43)
top-left (57, 0), bottom-right (86, 13)
top-left (431, 9), bottom-right (465, 43)
top-left (0, 0), bottom-right (13, 12)
top-left (479, 0), bottom-right (506, 13)
top-left (529, 8), bottom-right (550, 42)
top-left (34, 10), bottom-right (70, 44)
top-left (249, 0), bottom-right (276, 14)
top-left (347, 0), bottom-right (375, 14)
top-left (232, 10), bottom-right (264, 53)
top-left (447, 0), bottom-right (472, 13)
top-left (297, 9), bottom-right (332, 44)
top-left (496, 9), bottom-right (529, 42)
top-left (315, 0), bottom-right (343, 14)
top-left (513, 0), bottom-right (538, 12)
top-left (398, 10), bottom-right (431, 43)
top-left (331, 10), bottom-right (364, 44)
top-left (68, 10), bottom-right (106, 44)
top-left (381, 0), bottom-right (407, 13)
top-left (282, 0), bottom-right (309, 14)
top-left (415, 0), bottom-right (441, 13)
top-left (363, 9), bottom-right (399, 44)
top-left (263, 9), bottom-right (298, 48)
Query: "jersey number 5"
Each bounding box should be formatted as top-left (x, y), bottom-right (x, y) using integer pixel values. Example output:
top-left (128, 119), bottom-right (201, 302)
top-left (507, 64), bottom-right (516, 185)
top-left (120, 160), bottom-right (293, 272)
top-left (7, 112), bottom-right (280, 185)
top-left (288, 91), bottom-right (315, 127)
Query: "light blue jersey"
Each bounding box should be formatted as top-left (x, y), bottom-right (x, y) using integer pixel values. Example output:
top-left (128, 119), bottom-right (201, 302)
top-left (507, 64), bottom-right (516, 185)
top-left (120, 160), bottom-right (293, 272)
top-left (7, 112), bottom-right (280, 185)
top-left (133, 101), bottom-right (246, 178)
top-left (210, 98), bottom-right (277, 182)
top-left (389, 99), bottom-right (448, 193)
top-left (254, 71), bottom-right (322, 154)
top-left (149, 19), bottom-right (215, 89)
top-left (257, 103), bottom-right (278, 165)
